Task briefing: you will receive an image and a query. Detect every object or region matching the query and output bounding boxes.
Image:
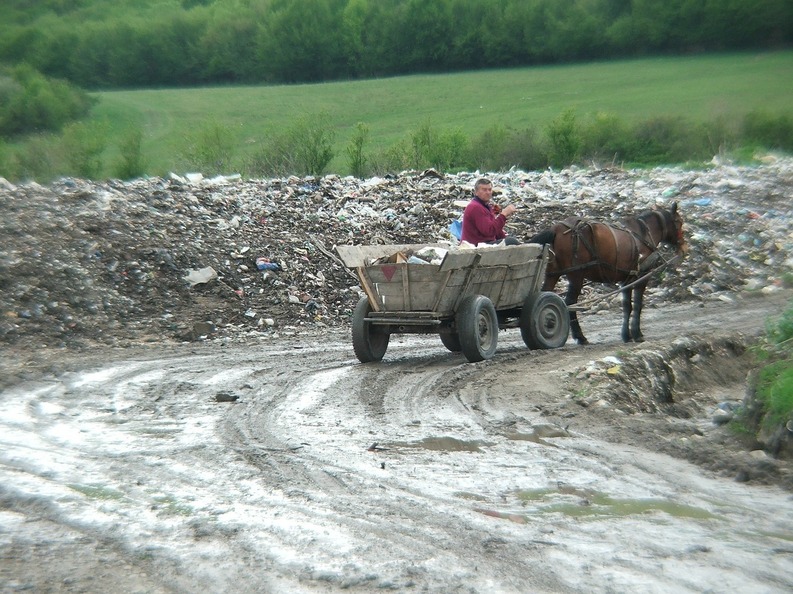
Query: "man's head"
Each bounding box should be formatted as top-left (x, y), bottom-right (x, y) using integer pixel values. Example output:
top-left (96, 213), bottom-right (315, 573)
top-left (474, 178), bottom-right (493, 203)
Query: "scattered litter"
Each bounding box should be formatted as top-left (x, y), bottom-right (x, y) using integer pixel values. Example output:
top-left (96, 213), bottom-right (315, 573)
top-left (183, 267), bottom-right (218, 286)
top-left (1, 157), bottom-right (791, 349)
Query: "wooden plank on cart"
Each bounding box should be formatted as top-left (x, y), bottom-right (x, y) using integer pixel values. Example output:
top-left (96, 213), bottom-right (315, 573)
top-left (336, 244), bottom-right (448, 268)
top-left (438, 243), bottom-right (543, 272)
top-left (355, 266), bottom-right (382, 312)
top-left (364, 263), bottom-right (444, 311)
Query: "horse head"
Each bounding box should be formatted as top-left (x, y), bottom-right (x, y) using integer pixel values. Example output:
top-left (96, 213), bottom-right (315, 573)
top-left (654, 201), bottom-right (688, 255)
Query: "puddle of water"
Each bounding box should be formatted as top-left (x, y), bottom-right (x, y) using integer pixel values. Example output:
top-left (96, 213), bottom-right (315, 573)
top-left (454, 491), bottom-right (488, 502)
top-left (519, 487), bottom-right (715, 519)
top-left (392, 437), bottom-right (491, 452)
top-left (536, 496), bottom-right (716, 520)
top-left (68, 483), bottom-right (126, 501)
top-left (473, 487), bottom-right (716, 521)
top-left (152, 494), bottom-right (194, 516)
top-left (507, 432), bottom-right (545, 444)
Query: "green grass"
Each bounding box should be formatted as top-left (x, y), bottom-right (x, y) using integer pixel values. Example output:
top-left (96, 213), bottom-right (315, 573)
top-left (12, 50), bottom-right (793, 177)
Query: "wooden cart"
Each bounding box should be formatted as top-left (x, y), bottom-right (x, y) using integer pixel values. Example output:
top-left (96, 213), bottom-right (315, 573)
top-left (336, 242), bottom-right (569, 363)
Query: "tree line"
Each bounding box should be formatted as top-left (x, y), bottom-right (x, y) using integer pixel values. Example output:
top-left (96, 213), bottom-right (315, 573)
top-left (1, 0), bottom-right (791, 89)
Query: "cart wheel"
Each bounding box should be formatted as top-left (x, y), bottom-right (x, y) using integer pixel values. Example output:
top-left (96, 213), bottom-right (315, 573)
top-left (456, 295), bottom-right (498, 362)
top-left (439, 331), bottom-right (462, 352)
top-left (352, 296), bottom-right (389, 362)
top-left (520, 291), bottom-right (569, 349)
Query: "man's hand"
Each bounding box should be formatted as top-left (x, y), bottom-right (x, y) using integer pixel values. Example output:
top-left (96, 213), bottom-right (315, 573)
top-left (501, 204), bottom-right (517, 218)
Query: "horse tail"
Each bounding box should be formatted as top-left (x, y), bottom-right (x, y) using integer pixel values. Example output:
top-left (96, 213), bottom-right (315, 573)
top-left (529, 228), bottom-right (556, 246)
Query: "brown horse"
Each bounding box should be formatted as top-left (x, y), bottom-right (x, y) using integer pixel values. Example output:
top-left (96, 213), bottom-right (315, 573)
top-left (529, 202), bottom-right (687, 344)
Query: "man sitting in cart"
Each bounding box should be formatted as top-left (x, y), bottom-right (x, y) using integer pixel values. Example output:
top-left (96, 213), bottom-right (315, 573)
top-left (461, 178), bottom-right (520, 246)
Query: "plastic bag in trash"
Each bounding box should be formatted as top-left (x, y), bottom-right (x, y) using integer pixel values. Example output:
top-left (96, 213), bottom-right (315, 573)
top-left (449, 219), bottom-right (462, 241)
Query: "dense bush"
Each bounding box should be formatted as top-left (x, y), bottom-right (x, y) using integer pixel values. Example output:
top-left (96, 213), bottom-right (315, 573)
top-left (0, 64), bottom-right (95, 136)
top-left (245, 112), bottom-right (336, 177)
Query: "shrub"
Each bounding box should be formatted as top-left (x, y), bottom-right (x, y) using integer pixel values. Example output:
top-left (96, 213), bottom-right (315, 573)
top-left (766, 302), bottom-right (793, 348)
top-left (545, 109), bottom-right (581, 168)
top-left (0, 64), bottom-right (95, 137)
top-left (61, 120), bottom-right (107, 179)
top-left (502, 126), bottom-right (546, 171)
top-left (580, 112), bottom-right (634, 165)
top-left (738, 301), bottom-right (793, 456)
top-left (346, 122), bottom-right (370, 178)
top-left (742, 110), bottom-right (793, 152)
top-left (114, 128), bottom-right (147, 180)
top-left (12, 135), bottom-right (59, 181)
top-left (754, 361), bottom-right (793, 428)
top-left (292, 111), bottom-right (336, 176)
top-left (631, 115), bottom-right (699, 164)
top-left (409, 120), bottom-right (468, 172)
top-left (469, 124), bottom-right (510, 171)
top-left (701, 115), bottom-right (740, 158)
top-left (246, 111), bottom-right (335, 177)
top-left (181, 119), bottom-right (236, 175)
top-left (367, 140), bottom-right (412, 176)
top-left (0, 138), bottom-right (8, 178)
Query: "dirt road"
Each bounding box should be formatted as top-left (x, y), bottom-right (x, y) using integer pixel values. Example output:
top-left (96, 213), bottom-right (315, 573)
top-left (2, 292), bottom-right (792, 593)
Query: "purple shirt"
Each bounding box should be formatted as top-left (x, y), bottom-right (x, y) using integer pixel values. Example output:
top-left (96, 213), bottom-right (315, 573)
top-left (461, 197), bottom-right (506, 245)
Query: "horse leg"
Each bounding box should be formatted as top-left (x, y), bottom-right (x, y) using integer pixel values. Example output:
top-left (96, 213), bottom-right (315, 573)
top-left (565, 276), bottom-right (588, 345)
top-left (630, 284), bottom-right (648, 342)
top-left (542, 274), bottom-right (560, 292)
top-left (621, 286), bottom-right (633, 342)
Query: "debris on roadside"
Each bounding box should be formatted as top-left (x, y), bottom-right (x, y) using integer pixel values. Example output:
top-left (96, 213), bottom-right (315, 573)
top-left (0, 156), bottom-right (791, 351)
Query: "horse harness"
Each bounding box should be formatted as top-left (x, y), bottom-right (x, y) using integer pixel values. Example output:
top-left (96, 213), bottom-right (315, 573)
top-left (557, 211), bottom-right (667, 278)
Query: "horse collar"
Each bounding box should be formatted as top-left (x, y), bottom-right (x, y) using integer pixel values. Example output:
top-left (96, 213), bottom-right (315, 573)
top-left (651, 209), bottom-right (669, 243)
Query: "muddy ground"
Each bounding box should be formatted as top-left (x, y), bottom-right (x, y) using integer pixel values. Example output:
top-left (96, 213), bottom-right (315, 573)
top-left (2, 290), bottom-right (792, 593)
top-left (2, 160), bottom-right (793, 591)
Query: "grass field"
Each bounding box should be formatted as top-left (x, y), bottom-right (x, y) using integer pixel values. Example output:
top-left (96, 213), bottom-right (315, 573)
top-left (74, 50), bottom-right (793, 175)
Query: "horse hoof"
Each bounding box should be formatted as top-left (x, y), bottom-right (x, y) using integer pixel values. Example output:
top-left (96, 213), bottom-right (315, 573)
top-left (577, 338), bottom-right (589, 345)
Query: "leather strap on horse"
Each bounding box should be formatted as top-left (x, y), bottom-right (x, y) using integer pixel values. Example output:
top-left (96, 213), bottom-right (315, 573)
top-left (557, 220), bottom-right (642, 277)
top-left (603, 223), bottom-right (641, 277)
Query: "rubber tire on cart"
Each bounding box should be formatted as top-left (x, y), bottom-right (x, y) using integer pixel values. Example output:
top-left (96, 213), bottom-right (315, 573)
top-left (456, 295), bottom-right (499, 362)
top-left (520, 291), bottom-right (569, 349)
top-left (352, 296), bottom-right (390, 363)
top-left (439, 331), bottom-right (462, 352)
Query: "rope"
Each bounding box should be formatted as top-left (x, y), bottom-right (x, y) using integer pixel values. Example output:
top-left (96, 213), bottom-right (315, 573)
top-left (570, 253), bottom-right (683, 311)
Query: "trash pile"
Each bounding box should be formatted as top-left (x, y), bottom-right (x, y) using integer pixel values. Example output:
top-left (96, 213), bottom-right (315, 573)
top-left (1, 155), bottom-right (791, 351)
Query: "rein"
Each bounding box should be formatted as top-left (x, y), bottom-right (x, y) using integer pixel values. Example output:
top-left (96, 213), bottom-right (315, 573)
top-left (570, 252), bottom-right (683, 310)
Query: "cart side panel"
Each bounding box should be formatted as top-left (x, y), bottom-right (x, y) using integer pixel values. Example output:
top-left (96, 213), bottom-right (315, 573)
top-left (436, 260), bottom-right (546, 311)
top-left (439, 244), bottom-right (544, 271)
top-left (467, 268), bottom-right (537, 309)
top-left (364, 263), bottom-right (445, 311)
top-left (476, 268), bottom-right (539, 309)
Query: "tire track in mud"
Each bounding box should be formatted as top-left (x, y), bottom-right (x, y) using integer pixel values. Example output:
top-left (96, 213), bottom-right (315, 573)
top-left (221, 337), bottom-right (574, 592)
top-left (2, 293), bottom-right (793, 593)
